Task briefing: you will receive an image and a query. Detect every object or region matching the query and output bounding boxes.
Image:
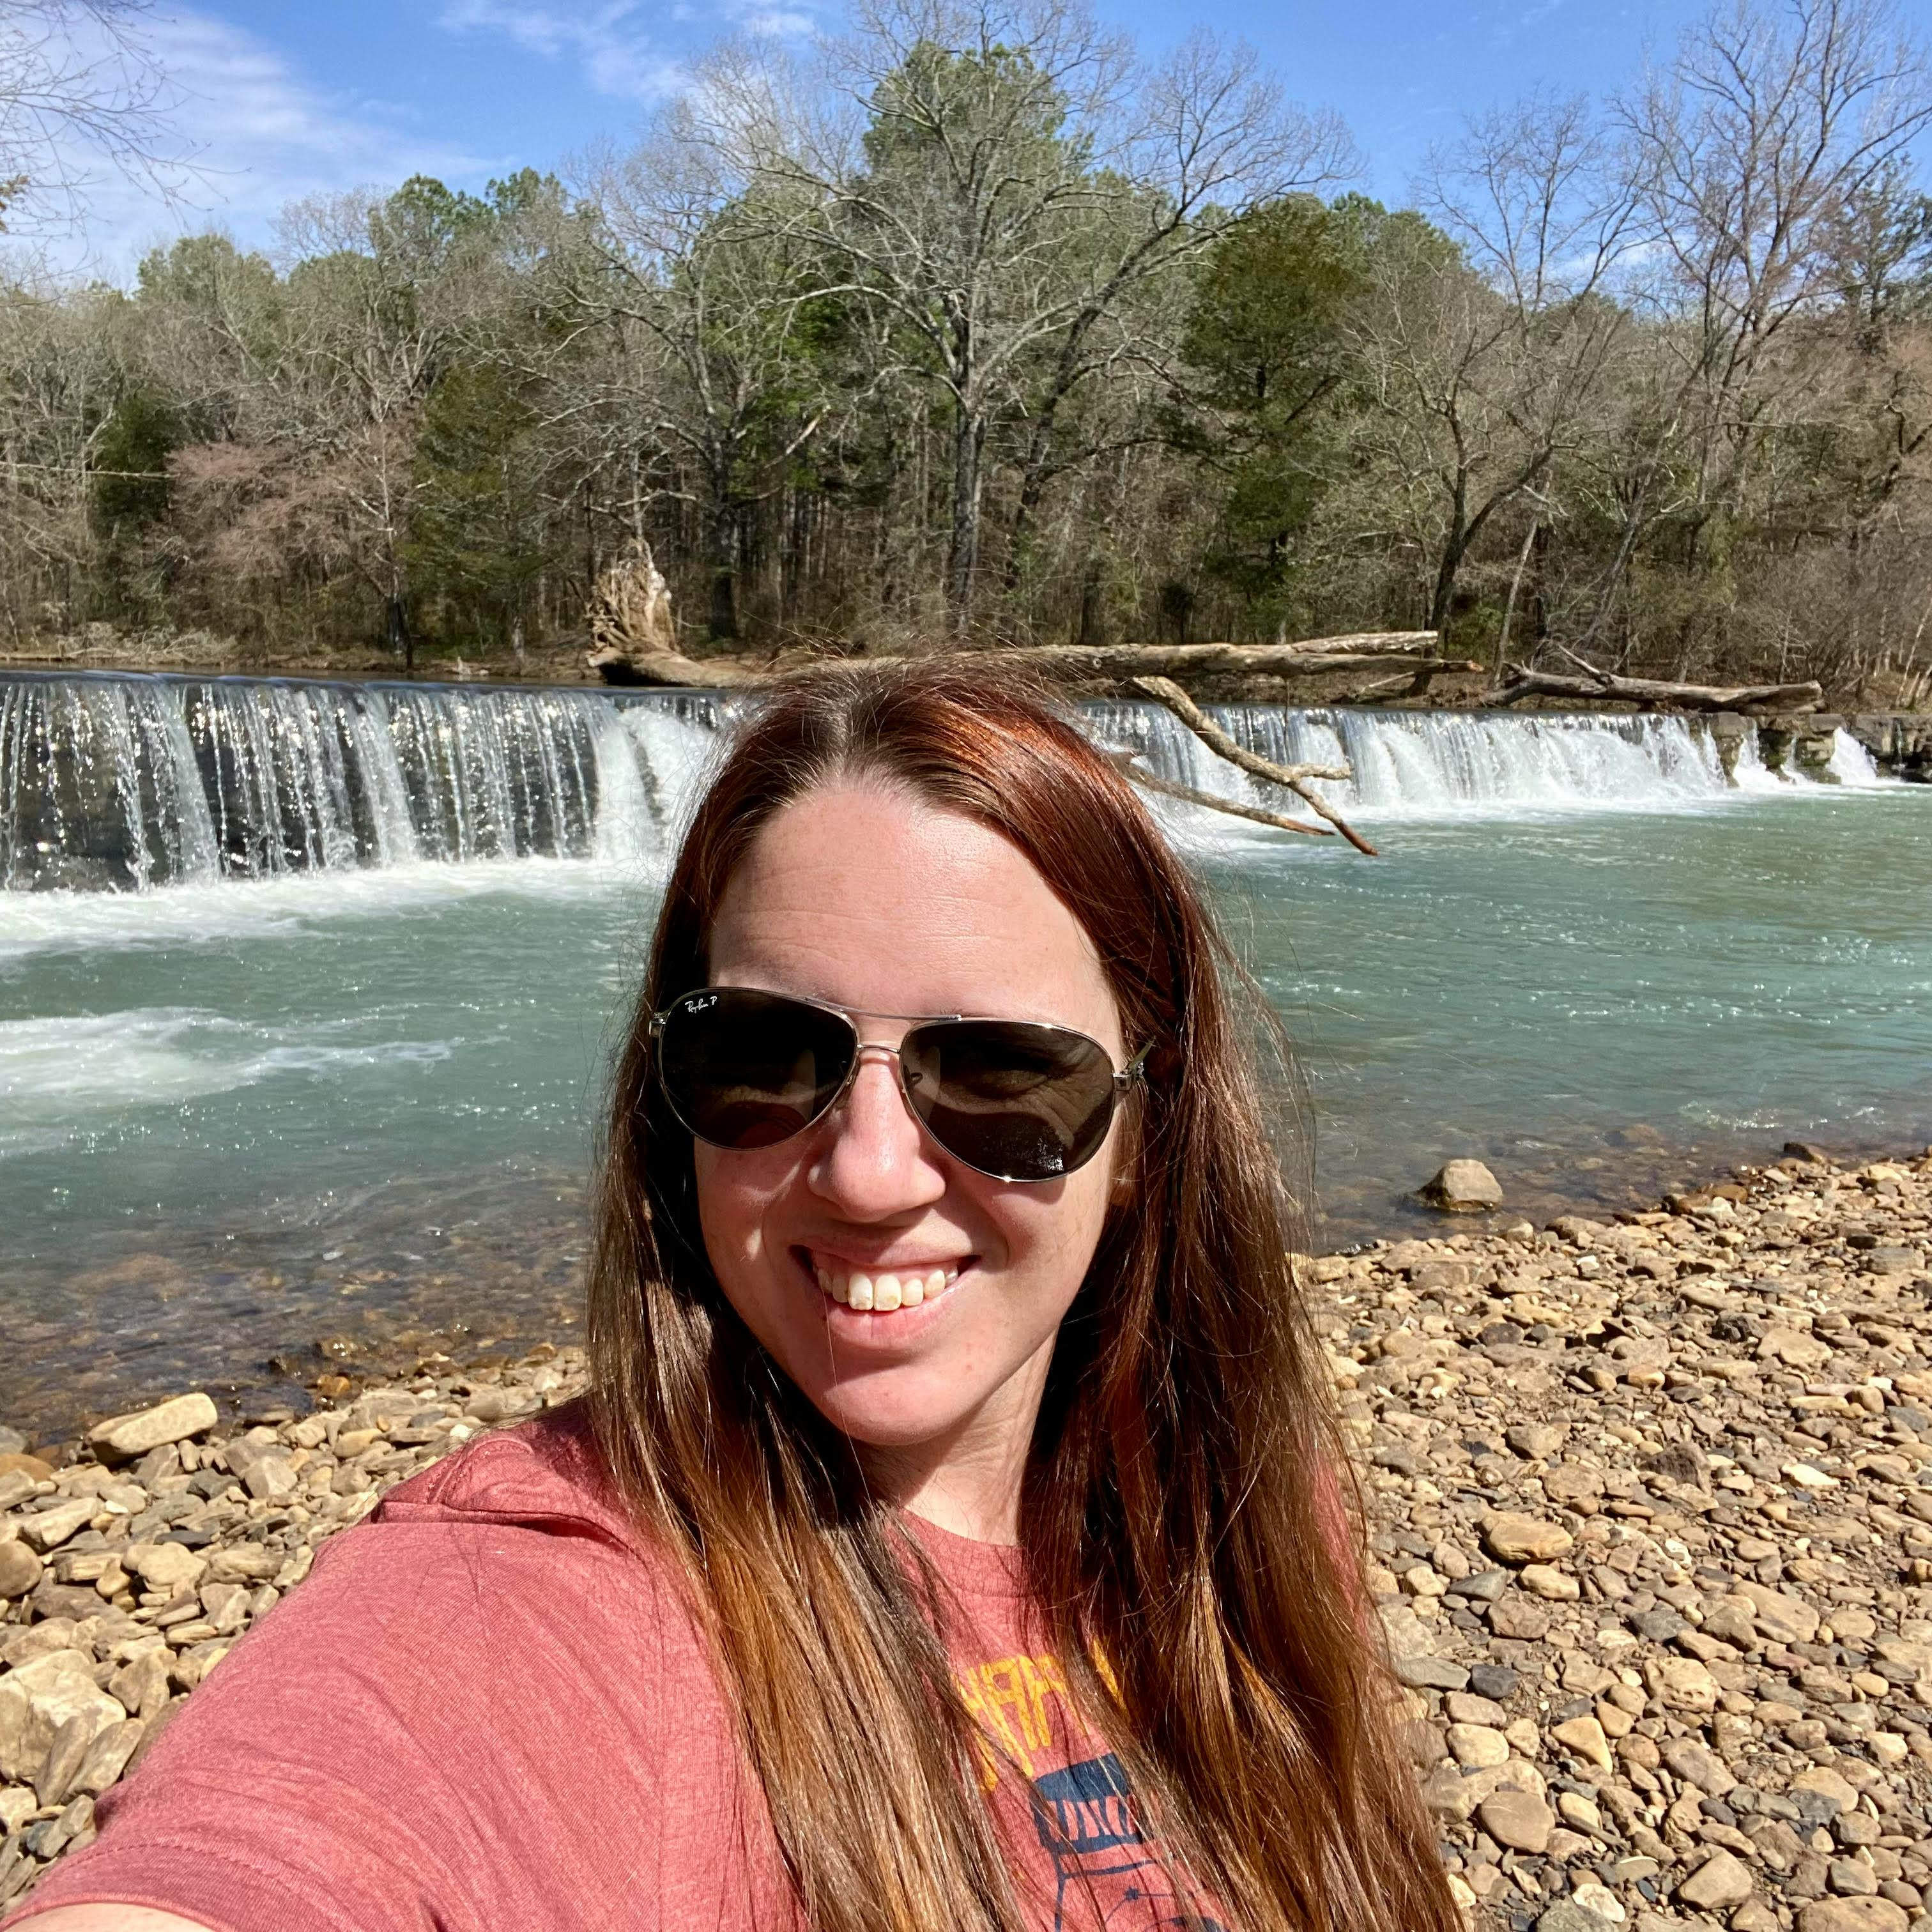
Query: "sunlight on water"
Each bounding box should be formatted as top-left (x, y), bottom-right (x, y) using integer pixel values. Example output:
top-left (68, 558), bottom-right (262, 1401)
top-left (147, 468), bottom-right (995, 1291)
top-left (1, 670), bottom-right (1927, 1429)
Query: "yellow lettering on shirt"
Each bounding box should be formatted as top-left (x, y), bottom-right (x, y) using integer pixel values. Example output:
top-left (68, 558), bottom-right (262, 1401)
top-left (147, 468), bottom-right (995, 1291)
top-left (956, 1650), bottom-right (1081, 1790)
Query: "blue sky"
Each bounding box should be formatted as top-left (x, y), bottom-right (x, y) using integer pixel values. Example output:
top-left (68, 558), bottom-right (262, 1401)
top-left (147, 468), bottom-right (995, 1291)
top-left (33, 0), bottom-right (1721, 280)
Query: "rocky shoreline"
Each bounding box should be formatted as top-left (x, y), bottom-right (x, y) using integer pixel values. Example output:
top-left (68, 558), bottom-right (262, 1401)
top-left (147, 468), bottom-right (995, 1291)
top-left (4, 1144), bottom-right (1931, 1930)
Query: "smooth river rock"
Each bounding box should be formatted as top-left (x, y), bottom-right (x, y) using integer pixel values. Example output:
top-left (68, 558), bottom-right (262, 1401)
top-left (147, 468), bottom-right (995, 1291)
top-left (1477, 1788), bottom-right (1555, 1853)
top-left (1482, 1512), bottom-right (1574, 1564)
top-left (1676, 1847), bottom-right (1754, 1909)
top-left (1420, 1159), bottom-right (1504, 1213)
top-left (0, 1541), bottom-right (42, 1598)
top-left (86, 1392), bottom-right (217, 1462)
top-left (1798, 1903), bottom-right (1910, 1932)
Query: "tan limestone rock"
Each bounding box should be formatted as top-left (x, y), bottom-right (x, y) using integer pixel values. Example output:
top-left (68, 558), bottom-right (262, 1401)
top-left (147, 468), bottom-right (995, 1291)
top-left (1477, 1788), bottom-right (1554, 1853)
top-left (1643, 1655), bottom-right (1719, 1714)
top-left (0, 1648), bottom-right (125, 1781)
top-left (1549, 1714), bottom-right (1613, 1773)
top-left (1678, 1848), bottom-right (1754, 1910)
top-left (86, 1392), bottom-right (218, 1462)
top-left (1483, 1513), bottom-right (1575, 1564)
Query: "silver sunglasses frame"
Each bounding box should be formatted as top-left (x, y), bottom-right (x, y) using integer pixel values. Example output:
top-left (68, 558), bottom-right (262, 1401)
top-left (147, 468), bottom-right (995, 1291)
top-left (647, 985), bottom-right (1151, 1183)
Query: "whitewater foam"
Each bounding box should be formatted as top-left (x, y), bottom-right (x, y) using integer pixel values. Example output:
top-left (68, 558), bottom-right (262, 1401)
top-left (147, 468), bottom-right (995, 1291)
top-left (0, 1004), bottom-right (458, 1155)
top-left (0, 856), bottom-right (651, 964)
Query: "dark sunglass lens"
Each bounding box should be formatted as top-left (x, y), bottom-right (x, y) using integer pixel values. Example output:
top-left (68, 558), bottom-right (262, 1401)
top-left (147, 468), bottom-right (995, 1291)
top-left (659, 990), bottom-right (854, 1148)
top-left (901, 1022), bottom-right (1117, 1179)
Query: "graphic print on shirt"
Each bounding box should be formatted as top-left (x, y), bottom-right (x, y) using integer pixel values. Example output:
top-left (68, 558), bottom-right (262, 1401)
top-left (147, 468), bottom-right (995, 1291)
top-left (956, 1650), bottom-right (1227, 1932)
top-left (1029, 1751), bottom-right (1228, 1932)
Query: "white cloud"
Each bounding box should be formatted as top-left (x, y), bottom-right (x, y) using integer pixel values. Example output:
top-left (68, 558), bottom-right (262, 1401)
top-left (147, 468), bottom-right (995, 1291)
top-left (436, 0), bottom-right (818, 101)
top-left (3, 8), bottom-right (496, 285)
top-left (437, 1), bottom-right (686, 102)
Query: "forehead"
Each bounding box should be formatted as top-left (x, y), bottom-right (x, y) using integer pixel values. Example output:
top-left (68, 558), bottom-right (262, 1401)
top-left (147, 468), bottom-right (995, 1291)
top-left (706, 781), bottom-right (1116, 1035)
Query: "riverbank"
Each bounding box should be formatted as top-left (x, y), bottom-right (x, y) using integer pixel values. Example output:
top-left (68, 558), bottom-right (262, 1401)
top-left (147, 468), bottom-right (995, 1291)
top-left (3, 1143), bottom-right (1931, 1928)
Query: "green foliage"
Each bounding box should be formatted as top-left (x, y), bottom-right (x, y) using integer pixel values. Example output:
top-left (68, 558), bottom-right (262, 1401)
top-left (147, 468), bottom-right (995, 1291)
top-left (91, 388), bottom-right (178, 530)
top-left (134, 233), bottom-right (280, 314)
top-left (1832, 159), bottom-right (1932, 344)
top-left (371, 176), bottom-right (492, 272)
top-left (1176, 196), bottom-right (1369, 610)
top-left (403, 362), bottom-right (547, 647)
top-left (861, 40), bottom-right (1071, 176)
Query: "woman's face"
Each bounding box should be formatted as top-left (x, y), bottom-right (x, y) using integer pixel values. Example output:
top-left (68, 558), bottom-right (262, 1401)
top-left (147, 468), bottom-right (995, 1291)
top-left (693, 781), bottom-right (1126, 1483)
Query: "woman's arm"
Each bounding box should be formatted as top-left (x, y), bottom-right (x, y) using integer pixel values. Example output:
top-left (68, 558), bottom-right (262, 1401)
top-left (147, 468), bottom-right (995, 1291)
top-left (8, 1910), bottom-right (212, 1930)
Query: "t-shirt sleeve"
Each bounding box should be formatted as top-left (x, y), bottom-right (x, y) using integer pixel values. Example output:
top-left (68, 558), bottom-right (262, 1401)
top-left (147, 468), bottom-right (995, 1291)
top-left (1, 1505), bottom-right (675, 1932)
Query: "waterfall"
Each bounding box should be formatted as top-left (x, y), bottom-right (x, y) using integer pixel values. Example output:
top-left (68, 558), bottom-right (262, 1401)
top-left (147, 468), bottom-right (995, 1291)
top-left (0, 671), bottom-right (1901, 896)
top-left (1825, 730), bottom-right (1890, 788)
top-left (0, 673), bottom-right (726, 893)
top-left (1082, 702), bottom-right (1736, 817)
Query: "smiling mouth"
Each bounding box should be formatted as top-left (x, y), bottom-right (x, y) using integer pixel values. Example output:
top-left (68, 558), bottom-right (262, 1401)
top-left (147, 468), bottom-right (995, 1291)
top-left (800, 1249), bottom-right (967, 1313)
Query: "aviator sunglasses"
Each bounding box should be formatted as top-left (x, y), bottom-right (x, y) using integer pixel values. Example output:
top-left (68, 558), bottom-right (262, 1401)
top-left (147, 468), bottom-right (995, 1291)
top-left (648, 986), bottom-right (1151, 1183)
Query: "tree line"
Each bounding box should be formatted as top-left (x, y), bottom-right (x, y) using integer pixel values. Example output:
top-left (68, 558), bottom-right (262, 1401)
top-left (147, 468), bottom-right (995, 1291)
top-left (4, 0), bottom-right (1931, 703)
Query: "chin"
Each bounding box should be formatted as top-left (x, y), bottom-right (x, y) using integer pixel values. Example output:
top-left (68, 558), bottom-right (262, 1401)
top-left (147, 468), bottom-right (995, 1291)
top-left (801, 1372), bottom-right (978, 1450)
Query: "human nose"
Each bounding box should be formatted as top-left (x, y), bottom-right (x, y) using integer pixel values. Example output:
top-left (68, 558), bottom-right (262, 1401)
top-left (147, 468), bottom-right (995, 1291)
top-left (804, 1044), bottom-right (947, 1217)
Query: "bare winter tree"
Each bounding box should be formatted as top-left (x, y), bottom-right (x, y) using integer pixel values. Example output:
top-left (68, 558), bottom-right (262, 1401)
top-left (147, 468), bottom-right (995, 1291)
top-left (1616, 0), bottom-right (1932, 538)
top-left (562, 137), bottom-right (868, 641)
top-left (1349, 94), bottom-right (1636, 657)
top-left (0, 0), bottom-right (182, 238)
top-left (682, 0), bottom-right (1353, 631)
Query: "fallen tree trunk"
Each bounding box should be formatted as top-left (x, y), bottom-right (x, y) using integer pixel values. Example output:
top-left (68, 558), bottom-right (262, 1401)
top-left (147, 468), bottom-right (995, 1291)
top-left (1130, 677), bottom-right (1378, 856)
top-left (1493, 666), bottom-right (1824, 714)
top-left (586, 643), bottom-right (769, 689)
top-left (581, 634), bottom-right (1396, 855)
top-left (587, 633), bottom-right (1466, 692)
top-left (1106, 754), bottom-right (1333, 838)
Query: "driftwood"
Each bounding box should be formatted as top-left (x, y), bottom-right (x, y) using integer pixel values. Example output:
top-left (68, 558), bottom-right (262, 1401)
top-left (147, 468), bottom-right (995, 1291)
top-left (588, 542), bottom-right (678, 666)
top-left (1494, 666), bottom-right (1825, 714)
top-left (585, 634), bottom-right (1464, 693)
top-left (581, 573), bottom-right (1399, 852)
top-left (1106, 754), bottom-right (1334, 838)
top-left (1130, 677), bottom-right (1378, 857)
top-left (588, 644), bottom-right (773, 689)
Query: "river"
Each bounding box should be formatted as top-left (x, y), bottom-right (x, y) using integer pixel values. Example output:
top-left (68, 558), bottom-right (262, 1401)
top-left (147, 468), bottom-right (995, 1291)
top-left (2, 671), bottom-right (1928, 1439)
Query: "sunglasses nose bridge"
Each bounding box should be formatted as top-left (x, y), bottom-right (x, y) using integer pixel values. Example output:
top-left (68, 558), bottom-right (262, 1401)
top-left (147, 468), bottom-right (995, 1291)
top-left (837, 1038), bottom-right (919, 1124)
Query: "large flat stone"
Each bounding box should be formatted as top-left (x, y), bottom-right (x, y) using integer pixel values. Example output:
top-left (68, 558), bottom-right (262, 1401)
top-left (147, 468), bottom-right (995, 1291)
top-left (1798, 1901), bottom-right (1909, 1932)
top-left (1478, 1788), bottom-right (1554, 1853)
top-left (88, 1392), bottom-right (218, 1462)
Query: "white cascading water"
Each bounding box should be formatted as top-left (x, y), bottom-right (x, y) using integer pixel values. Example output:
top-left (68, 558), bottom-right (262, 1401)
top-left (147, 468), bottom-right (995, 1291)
top-left (1085, 703), bottom-right (1738, 817)
top-left (0, 674), bottom-right (1897, 894)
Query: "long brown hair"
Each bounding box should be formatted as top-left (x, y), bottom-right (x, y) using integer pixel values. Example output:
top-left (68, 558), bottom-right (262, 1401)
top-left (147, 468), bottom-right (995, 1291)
top-left (588, 662), bottom-right (1455, 1932)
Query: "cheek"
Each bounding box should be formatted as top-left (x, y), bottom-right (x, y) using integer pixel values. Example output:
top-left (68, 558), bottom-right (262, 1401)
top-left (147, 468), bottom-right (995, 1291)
top-left (995, 1165), bottom-right (1114, 1306)
top-left (691, 1146), bottom-right (788, 1273)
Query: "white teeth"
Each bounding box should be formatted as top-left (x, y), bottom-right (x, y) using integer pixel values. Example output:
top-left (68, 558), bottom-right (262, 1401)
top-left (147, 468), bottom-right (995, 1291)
top-left (811, 1259), bottom-right (963, 1311)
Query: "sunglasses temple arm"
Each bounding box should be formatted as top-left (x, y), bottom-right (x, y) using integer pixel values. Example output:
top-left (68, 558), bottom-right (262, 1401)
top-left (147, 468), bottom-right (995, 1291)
top-left (1116, 1041), bottom-right (1154, 1092)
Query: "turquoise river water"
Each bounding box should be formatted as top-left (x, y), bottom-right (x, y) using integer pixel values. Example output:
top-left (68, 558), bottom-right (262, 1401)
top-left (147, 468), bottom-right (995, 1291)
top-left (0, 675), bottom-right (1927, 1439)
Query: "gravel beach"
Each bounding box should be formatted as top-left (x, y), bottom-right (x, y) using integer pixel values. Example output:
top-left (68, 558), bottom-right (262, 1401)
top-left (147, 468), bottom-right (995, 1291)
top-left (3, 1142), bottom-right (1931, 1930)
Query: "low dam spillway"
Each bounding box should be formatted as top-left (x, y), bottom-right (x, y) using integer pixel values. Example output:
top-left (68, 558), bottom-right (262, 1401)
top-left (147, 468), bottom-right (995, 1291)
top-left (0, 671), bottom-right (1901, 894)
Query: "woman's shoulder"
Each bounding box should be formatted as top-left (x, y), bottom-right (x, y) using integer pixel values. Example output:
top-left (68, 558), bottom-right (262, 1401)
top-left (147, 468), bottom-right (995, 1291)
top-left (0, 1404), bottom-right (788, 1932)
top-left (296, 1395), bottom-right (696, 1638)
top-left (371, 1396), bottom-right (641, 1544)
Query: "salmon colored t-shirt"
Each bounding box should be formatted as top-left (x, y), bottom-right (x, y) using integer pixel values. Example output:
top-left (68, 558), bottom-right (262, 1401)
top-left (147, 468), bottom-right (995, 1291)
top-left (4, 1407), bottom-right (1222, 1932)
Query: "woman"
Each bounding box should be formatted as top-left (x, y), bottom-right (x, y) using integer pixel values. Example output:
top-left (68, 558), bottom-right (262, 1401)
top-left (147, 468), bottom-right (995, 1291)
top-left (9, 664), bottom-right (1455, 1932)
